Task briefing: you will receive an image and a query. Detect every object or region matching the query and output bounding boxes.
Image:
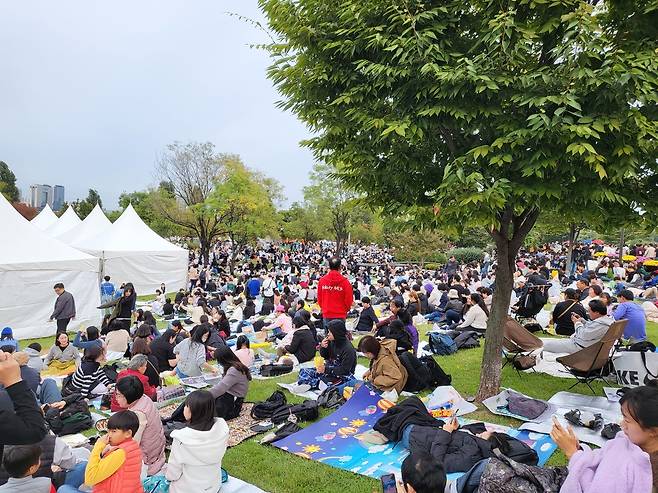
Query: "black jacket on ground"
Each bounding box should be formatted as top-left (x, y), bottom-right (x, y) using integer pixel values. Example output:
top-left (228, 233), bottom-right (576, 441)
top-left (409, 425), bottom-right (538, 474)
top-left (285, 327), bottom-right (317, 363)
top-left (374, 396), bottom-right (444, 442)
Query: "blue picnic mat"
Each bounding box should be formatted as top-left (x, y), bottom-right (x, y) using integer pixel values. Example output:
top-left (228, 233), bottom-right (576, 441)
top-left (273, 386), bottom-right (557, 480)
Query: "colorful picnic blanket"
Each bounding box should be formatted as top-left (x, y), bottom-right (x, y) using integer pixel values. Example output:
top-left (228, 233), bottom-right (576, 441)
top-left (273, 386), bottom-right (557, 481)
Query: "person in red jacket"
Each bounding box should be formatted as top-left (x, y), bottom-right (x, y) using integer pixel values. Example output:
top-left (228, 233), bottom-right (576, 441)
top-left (317, 257), bottom-right (354, 330)
top-left (110, 355), bottom-right (156, 411)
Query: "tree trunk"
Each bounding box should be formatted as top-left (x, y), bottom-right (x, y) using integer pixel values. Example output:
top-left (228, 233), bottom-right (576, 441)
top-left (199, 237), bottom-right (210, 266)
top-left (618, 227), bottom-right (625, 259)
top-left (475, 236), bottom-right (514, 401)
top-left (566, 223), bottom-right (576, 271)
top-left (475, 208), bottom-right (540, 402)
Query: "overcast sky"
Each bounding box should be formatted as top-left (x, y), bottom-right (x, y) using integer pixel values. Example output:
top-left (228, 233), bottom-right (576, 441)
top-left (0, 1), bottom-right (313, 209)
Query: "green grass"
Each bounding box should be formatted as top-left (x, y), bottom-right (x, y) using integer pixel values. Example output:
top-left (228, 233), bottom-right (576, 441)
top-left (18, 315), bottom-right (658, 493)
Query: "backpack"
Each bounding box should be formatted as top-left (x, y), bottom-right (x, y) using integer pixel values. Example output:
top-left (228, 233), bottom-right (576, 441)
top-left (45, 394), bottom-right (93, 436)
top-left (250, 390), bottom-right (288, 420)
top-left (628, 341), bottom-right (657, 353)
top-left (316, 386), bottom-right (343, 409)
top-left (419, 355), bottom-right (452, 387)
top-left (399, 351), bottom-right (432, 392)
top-left (452, 331), bottom-right (481, 349)
top-left (271, 400), bottom-right (319, 424)
top-left (259, 364), bottom-right (294, 377)
top-left (428, 333), bottom-right (458, 355)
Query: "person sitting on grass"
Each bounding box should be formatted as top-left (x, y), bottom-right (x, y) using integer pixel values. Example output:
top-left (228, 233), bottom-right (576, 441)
top-left (542, 299), bottom-right (613, 356)
top-left (358, 336), bottom-right (408, 395)
top-left (25, 343), bottom-right (44, 373)
top-left (110, 355), bottom-right (157, 411)
top-left (72, 327), bottom-right (103, 351)
top-left (173, 325), bottom-right (217, 378)
top-left (453, 293), bottom-right (489, 335)
top-left (57, 410), bottom-right (143, 493)
top-left (233, 335), bottom-right (255, 367)
top-left (165, 390), bottom-right (229, 493)
top-left (0, 444), bottom-right (52, 493)
top-left (400, 450), bottom-right (446, 493)
top-left (44, 333), bottom-right (80, 370)
top-left (65, 347), bottom-right (111, 399)
top-left (277, 315), bottom-right (317, 364)
top-left (113, 376), bottom-right (165, 476)
top-left (317, 320), bottom-right (357, 384)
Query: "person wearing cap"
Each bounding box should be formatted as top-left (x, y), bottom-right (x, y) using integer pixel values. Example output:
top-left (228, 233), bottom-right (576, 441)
top-left (318, 320), bottom-right (356, 380)
top-left (0, 328), bottom-right (18, 353)
top-left (264, 305), bottom-right (293, 336)
top-left (443, 289), bottom-right (464, 326)
top-left (317, 257), bottom-right (354, 329)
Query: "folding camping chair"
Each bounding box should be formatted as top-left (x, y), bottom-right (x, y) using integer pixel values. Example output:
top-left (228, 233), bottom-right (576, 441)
top-left (502, 317), bottom-right (544, 375)
top-left (556, 319), bottom-right (628, 394)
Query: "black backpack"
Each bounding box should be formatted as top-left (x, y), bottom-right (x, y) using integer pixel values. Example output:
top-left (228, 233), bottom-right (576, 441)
top-left (45, 394), bottom-right (93, 436)
top-left (316, 386), bottom-right (343, 409)
top-left (419, 356), bottom-right (452, 387)
top-left (259, 364), bottom-right (294, 377)
top-left (250, 390), bottom-right (288, 420)
top-left (452, 331), bottom-right (481, 349)
top-left (271, 399), bottom-right (319, 424)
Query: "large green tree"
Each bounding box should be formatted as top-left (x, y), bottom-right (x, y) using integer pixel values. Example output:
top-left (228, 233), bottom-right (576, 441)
top-left (261, 0), bottom-right (658, 399)
top-left (208, 159), bottom-right (280, 273)
top-left (71, 189), bottom-right (102, 219)
top-left (155, 142), bottom-right (237, 264)
top-left (0, 161), bottom-right (20, 202)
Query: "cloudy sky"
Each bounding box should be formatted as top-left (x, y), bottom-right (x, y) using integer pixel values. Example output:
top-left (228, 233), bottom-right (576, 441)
top-left (0, 1), bottom-right (313, 209)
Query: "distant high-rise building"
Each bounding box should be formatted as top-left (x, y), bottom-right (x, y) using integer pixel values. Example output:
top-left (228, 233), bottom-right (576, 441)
top-left (29, 184), bottom-right (53, 210)
top-left (53, 185), bottom-right (65, 211)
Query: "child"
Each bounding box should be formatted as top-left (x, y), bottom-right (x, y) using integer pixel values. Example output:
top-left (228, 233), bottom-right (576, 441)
top-left (165, 390), bottom-right (229, 493)
top-left (0, 328), bottom-right (18, 353)
top-left (0, 444), bottom-right (53, 493)
top-left (57, 411), bottom-right (144, 493)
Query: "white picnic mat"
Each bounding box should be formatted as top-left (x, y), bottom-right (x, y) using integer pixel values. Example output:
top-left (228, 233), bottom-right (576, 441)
top-left (526, 351), bottom-right (576, 379)
top-left (224, 476), bottom-right (268, 493)
top-left (519, 391), bottom-right (622, 447)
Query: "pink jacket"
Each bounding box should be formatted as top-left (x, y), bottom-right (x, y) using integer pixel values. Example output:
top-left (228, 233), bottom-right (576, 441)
top-left (560, 432), bottom-right (652, 493)
top-left (129, 395), bottom-right (166, 475)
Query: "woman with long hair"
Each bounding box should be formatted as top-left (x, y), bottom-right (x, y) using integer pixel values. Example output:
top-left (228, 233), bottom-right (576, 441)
top-left (455, 293), bottom-right (489, 334)
top-left (44, 332), bottom-right (81, 368)
top-left (208, 346), bottom-right (251, 419)
top-left (72, 325), bottom-right (103, 351)
top-left (165, 390), bottom-right (229, 493)
top-left (104, 282), bottom-right (137, 330)
top-left (173, 325), bottom-right (217, 378)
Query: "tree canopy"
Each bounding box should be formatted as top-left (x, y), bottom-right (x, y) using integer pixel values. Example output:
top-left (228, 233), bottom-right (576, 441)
top-left (71, 189), bottom-right (103, 219)
top-left (0, 161), bottom-right (20, 202)
top-left (261, 0), bottom-right (658, 398)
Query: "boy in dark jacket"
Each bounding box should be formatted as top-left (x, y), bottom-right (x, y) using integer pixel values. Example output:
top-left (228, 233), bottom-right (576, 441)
top-left (354, 297), bottom-right (379, 333)
top-left (318, 320), bottom-right (356, 379)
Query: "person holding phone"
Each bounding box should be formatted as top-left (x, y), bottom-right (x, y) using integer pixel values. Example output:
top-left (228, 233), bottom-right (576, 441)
top-left (542, 299), bottom-right (613, 356)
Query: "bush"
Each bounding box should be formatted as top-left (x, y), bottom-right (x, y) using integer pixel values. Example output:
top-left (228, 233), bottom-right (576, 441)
top-left (424, 262), bottom-right (442, 270)
top-left (447, 247), bottom-right (484, 264)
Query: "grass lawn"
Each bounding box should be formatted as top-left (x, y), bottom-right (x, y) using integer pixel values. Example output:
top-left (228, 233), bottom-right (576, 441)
top-left (16, 318), bottom-right (658, 493)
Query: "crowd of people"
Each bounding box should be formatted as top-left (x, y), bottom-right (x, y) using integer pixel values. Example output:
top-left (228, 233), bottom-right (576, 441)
top-left (0, 237), bottom-right (656, 492)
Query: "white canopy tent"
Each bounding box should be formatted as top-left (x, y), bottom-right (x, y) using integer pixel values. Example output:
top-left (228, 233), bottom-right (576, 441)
top-left (0, 195), bottom-right (100, 339)
top-left (31, 204), bottom-right (59, 230)
top-left (44, 206), bottom-right (81, 238)
top-left (57, 204), bottom-right (112, 248)
top-left (77, 204), bottom-right (188, 294)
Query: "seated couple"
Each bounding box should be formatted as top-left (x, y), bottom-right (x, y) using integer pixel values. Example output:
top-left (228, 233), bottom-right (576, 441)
top-left (385, 383), bottom-right (658, 493)
top-left (542, 299), bottom-right (612, 356)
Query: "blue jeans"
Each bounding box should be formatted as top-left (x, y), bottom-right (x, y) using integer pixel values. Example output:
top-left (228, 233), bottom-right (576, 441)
top-left (39, 378), bottom-right (62, 405)
top-left (425, 311), bottom-right (444, 322)
top-left (58, 462), bottom-right (87, 492)
top-left (456, 459), bottom-right (489, 493)
top-left (175, 367), bottom-right (189, 378)
top-left (445, 309), bottom-right (462, 325)
top-left (400, 424), bottom-right (415, 449)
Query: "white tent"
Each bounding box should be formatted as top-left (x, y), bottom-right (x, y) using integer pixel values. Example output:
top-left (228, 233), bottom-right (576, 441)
top-left (58, 204), bottom-right (112, 248)
top-left (44, 206), bottom-right (81, 238)
top-left (31, 204), bottom-right (59, 230)
top-left (0, 195), bottom-right (100, 339)
top-left (77, 204), bottom-right (188, 294)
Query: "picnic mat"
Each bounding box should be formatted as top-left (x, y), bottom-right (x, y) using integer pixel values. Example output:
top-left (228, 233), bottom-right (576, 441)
top-left (520, 391), bottom-right (622, 447)
top-left (482, 388), bottom-right (557, 424)
top-left (224, 475), bottom-right (268, 493)
top-left (273, 386), bottom-right (556, 481)
top-left (227, 403), bottom-right (259, 447)
top-left (41, 361), bottom-right (76, 377)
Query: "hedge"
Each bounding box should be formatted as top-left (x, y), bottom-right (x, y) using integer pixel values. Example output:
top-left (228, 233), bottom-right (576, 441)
top-left (446, 247), bottom-right (484, 264)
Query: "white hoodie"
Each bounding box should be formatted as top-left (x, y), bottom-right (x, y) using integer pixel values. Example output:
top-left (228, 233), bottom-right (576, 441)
top-left (166, 418), bottom-right (230, 493)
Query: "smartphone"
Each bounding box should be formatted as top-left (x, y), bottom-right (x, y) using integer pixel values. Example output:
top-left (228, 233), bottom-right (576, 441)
top-left (380, 473), bottom-right (397, 493)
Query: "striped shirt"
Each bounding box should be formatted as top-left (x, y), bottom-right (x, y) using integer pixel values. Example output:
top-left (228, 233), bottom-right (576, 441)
top-left (71, 360), bottom-right (112, 397)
